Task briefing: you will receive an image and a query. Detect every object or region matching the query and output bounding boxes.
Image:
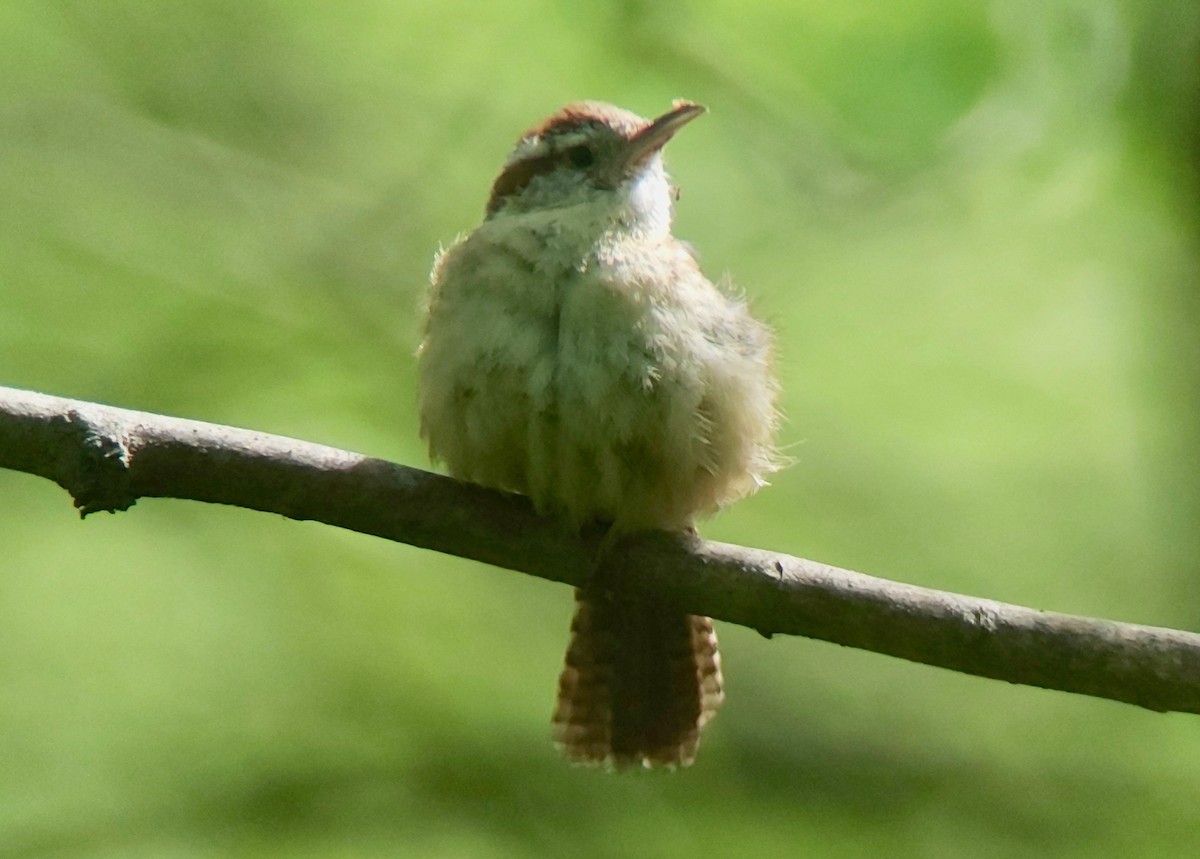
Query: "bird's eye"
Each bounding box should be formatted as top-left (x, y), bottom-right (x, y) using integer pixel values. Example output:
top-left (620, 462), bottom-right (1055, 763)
top-left (565, 144), bottom-right (595, 168)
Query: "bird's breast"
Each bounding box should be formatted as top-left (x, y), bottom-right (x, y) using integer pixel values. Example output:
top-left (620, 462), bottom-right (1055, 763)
top-left (418, 222), bottom-right (776, 531)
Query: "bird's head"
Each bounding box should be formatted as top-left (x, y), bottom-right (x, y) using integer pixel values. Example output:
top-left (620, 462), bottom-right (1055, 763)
top-left (484, 101), bottom-right (706, 231)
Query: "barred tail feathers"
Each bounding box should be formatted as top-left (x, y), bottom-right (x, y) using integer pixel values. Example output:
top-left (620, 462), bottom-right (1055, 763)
top-left (551, 590), bottom-right (723, 769)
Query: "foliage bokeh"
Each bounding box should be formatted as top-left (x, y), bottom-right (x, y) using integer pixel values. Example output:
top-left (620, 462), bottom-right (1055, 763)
top-left (1, 2), bottom-right (1198, 856)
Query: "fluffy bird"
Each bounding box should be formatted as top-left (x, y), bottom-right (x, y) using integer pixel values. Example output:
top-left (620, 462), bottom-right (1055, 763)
top-left (418, 101), bottom-right (780, 768)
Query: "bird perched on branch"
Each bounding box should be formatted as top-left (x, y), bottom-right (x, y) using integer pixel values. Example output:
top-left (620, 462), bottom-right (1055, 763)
top-left (418, 100), bottom-right (780, 768)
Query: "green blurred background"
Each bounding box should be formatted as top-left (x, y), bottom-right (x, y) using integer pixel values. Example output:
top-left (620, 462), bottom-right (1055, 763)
top-left (2, 1), bottom-right (1198, 856)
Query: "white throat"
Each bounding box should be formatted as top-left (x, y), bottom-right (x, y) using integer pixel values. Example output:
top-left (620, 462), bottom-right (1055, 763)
top-left (491, 153), bottom-right (675, 254)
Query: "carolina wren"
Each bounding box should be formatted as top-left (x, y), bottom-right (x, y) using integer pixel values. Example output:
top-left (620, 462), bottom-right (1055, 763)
top-left (417, 101), bottom-right (779, 768)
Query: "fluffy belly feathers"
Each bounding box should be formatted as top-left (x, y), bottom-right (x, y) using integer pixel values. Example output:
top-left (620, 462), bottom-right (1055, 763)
top-left (418, 227), bottom-right (777, 531)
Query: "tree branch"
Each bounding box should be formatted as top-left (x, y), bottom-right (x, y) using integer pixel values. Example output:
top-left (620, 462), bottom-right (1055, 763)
top-left (3, 384), bottom-right (1199, 715)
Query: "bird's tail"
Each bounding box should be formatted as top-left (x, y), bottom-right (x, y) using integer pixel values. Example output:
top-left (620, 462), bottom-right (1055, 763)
top-left (551, 589), bottom-right (723, 769)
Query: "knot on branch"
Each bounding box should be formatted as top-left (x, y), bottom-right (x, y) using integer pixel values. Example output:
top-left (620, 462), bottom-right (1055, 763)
top-left (59, 409), bottom-right (136, 517)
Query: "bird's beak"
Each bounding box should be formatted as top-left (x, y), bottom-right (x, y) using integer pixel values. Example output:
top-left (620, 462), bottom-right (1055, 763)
top-left (613, 101), bottom-right (707, 179)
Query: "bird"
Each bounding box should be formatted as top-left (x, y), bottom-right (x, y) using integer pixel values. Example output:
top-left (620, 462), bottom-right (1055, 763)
top-left (417, 100), bottom-right (780, 769)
